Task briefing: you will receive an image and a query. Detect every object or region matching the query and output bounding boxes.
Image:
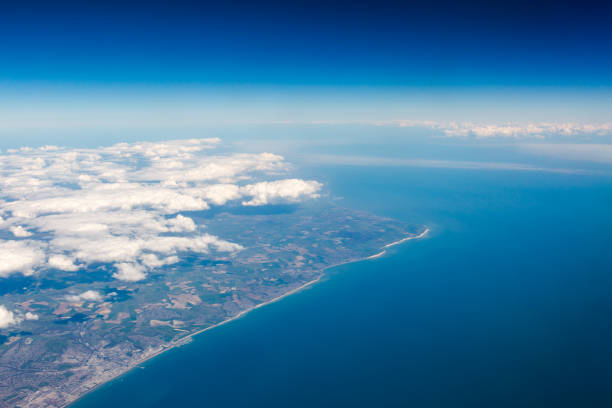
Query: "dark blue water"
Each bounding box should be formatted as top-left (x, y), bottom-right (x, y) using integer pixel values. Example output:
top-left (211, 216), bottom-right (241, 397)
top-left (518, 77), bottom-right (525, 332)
top-left (72, 167), bottom-right (612, 408)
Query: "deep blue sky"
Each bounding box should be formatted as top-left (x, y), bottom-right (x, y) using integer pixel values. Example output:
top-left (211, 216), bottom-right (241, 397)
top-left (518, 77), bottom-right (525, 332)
top-left (1, 0), bottom-right (611, 86)
top-left (1, 0), bottom-right (611, 140)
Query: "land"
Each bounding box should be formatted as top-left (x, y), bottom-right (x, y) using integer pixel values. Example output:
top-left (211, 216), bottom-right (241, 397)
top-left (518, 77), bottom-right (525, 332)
top-left (0, 204), bottom-right (426, 407)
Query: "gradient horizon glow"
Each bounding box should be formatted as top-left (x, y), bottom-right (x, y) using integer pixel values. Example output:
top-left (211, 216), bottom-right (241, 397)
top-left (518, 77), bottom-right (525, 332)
top-left (1, 0), bottom-right (611, 146)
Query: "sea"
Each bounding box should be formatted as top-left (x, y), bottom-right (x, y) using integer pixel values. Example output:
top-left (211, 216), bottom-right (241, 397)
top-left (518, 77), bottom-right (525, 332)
top-left (66, 127), bottom-right (612, 408)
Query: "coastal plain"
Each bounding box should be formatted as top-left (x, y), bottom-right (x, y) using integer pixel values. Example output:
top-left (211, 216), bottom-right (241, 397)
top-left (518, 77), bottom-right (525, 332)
top-left (0, 203), bottom-right (422, 407)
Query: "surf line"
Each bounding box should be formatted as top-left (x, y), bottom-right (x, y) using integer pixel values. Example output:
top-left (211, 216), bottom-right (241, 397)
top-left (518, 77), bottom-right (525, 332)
top-left (367, 227), bottom-right (430, 260)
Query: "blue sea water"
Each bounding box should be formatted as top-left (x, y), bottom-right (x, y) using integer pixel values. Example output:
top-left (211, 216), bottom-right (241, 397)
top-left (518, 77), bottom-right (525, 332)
top-left (72, 165), bottom-right (612, 408)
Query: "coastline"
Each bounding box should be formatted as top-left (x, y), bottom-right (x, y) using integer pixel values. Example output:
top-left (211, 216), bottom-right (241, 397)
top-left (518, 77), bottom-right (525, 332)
top-left (366, 228), bottom-right (430, 260)
top-left (63, 227), bottom-right (429, 407)
top-left (383, 228), bottom-right (430, 249)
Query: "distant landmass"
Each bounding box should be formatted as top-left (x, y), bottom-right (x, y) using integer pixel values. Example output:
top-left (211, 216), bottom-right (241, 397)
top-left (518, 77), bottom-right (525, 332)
top-left (1, 201), bottom-right (424, 407)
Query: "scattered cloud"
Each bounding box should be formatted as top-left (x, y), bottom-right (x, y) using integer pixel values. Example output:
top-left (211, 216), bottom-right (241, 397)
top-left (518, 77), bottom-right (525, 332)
top-left (0, 138), bottom-right (322, 280)
top-left (9, 225), bottom-right (33, 237)
top-left (241, 179), bottom-right (322, 206)
top-left (166, 214), bottom-right (197, 232)
top-left (112, 263), bottom-right (147, 282)
top-left (140, 254), bottom-right (179, 268)
top-left (0, 241), bottom-right (46, 277)
top-left (66, 290), bottom-right (103, 303)
top-left (48, 254), bottom-right (80, 271)
top-left (0, 305), bottom-right (39, 329)
top-left (0, 305), bottom-right (18, 329)
top-left (25, 312), bottom-right (39, 321)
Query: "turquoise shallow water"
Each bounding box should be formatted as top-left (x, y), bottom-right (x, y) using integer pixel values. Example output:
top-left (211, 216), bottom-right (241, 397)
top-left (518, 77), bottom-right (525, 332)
top-left (72, 166), bottom-right (612, 408)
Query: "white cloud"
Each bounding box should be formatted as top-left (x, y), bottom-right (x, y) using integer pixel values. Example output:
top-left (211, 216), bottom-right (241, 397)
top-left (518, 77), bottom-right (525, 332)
top-left (241, 179), bottom-right (322, 206)
top-left (9, 226), bottom-right (33, 237)
top-left (166, 215), bottom-right (197, 233)
top-left (198, 184), bottom-right (241, 205)
top-left (0, 305), bottom-right (18, 329)
top-left (66, 290), bottom-right (103, 303)
top-left (140, 254), bottom-right (179, 268)
top-left (48, 254), bottom-right (80, 271)
top-left (0, 138), bottom-right (321, 281)
top-left (4, 185), bottom-right (210, 218)
top-left (25, 312), bottom-right (39, 320)
top-left (385, 120), bottom-right (612, 139)
top-left (0, 241), bottom-right (46, 277)
top-left (113, 263), bottom-right (147, 282)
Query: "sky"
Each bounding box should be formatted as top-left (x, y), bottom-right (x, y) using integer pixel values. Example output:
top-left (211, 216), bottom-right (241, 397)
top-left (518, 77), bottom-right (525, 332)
top-left (2, 0), bottom-right (612, 86)
top-left (0, 0), bottom-right (611, 141)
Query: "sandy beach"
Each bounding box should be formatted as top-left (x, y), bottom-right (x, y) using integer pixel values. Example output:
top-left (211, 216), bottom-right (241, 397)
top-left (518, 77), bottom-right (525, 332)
top-left (383, 228), bottom-right (430, 248)
top-left (366, 228), bottom-right (430, 260)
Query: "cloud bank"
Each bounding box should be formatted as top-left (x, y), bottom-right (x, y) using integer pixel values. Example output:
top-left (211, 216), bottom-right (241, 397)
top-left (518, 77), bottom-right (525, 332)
top-left (385, 120), bottom-right (612, 139)
top-left (0, 138), bottom-right (322, 280)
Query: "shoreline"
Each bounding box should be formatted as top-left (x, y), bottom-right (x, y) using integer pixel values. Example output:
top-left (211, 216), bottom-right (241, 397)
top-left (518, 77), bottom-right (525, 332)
top-left (63, 227), bottom-right (429, 407)
top-left (366, 228), bottom-right (430, 260)
top-left (383, 228), bottom-right (430, 249)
